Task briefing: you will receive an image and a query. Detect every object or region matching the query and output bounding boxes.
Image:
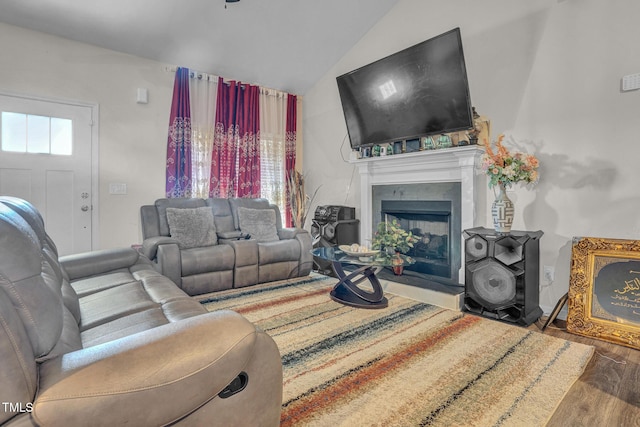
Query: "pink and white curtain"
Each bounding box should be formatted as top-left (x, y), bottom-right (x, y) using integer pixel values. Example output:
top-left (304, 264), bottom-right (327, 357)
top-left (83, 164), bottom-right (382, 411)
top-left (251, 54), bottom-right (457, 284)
top-left (165, 67), bottom-right (192, 198)
top-left (189, 72), bottom-right (218, 198)
top-left (259, 90), bottom-right (300, 227)
top-left (210, 78), bottom-right (260, 198)
top-left (166, 69), bottom-right (299, 222)
top-left (285, 94), bottom-right (297, 227)
top-left (236, 83), bottom-right (261, 198)
top-left (259, 88), bottom-right (287, 222)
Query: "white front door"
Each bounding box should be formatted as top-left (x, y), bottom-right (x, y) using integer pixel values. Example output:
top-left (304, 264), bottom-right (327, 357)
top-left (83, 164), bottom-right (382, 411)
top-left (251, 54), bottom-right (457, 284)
top-left (0, 94), bottom-right (95, 256)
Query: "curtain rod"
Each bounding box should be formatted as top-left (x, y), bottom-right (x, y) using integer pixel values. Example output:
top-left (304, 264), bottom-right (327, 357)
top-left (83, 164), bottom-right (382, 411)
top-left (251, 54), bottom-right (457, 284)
top-left (164, 65), bottom-right (217, 82)
top-left (164, 65), bottom-right (299, 97)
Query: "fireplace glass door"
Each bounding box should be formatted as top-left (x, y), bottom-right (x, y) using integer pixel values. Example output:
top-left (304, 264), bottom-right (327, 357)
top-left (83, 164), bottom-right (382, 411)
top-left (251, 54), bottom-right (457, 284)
top-left (381, 200), bottom-right (455, 281)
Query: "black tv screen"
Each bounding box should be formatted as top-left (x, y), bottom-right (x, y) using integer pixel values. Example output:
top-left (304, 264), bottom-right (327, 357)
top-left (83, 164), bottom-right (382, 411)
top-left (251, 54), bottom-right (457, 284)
top-left (336, 28), bottom-right (473, 149)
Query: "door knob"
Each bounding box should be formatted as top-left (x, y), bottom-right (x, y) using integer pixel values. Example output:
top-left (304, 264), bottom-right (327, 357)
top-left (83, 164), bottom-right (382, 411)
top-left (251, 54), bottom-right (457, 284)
top-left (81, 205), bottom-right (90, 212)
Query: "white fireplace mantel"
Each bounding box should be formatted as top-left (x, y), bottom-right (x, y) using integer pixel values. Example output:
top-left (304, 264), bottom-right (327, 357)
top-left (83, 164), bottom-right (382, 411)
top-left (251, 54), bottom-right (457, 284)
top-left (352, 145), bottom-right (487, 284)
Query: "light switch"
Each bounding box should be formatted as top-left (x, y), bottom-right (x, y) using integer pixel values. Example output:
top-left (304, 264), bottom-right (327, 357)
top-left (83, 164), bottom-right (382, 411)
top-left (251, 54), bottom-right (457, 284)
top-left (136, 88), bottom-right (149, 104)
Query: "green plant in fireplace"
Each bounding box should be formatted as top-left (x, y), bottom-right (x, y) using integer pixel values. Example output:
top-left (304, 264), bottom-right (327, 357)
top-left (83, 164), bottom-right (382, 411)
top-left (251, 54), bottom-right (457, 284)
top-left (371, 218), bottom-right (419, 254)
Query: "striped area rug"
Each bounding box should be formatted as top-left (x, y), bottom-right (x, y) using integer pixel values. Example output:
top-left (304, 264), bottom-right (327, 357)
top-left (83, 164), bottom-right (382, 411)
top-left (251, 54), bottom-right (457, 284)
top-left (200, 274), bottom-right (594, 427)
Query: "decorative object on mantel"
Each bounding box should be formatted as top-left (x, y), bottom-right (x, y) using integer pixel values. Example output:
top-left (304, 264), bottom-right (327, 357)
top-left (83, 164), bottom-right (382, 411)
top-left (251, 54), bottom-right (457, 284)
top-left (481, 134), bottom-right (540, 233)
top-left (437, 134), bottom-right (452, 148)
top-left (467, 106), bottom-right (491, 146)
top-left (422, 136), bottom-right (435, 150)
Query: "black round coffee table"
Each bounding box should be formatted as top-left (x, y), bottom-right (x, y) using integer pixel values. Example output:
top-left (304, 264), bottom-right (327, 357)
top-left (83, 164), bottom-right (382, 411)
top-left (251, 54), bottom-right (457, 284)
top-left (312, 246), bottom-right (415, 309)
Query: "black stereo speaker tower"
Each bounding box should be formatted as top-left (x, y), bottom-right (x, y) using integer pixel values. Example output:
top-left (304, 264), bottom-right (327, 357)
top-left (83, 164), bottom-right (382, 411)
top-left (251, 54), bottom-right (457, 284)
top-left (463, 227), bottom-right (543, 326)
top-left (311, 206), bottom-right (359, 274)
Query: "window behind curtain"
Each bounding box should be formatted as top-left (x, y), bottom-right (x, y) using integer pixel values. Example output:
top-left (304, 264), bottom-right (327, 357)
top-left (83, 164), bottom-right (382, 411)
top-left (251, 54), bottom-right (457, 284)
top-left (189, 72), bottom-right (217, 198)
top-left (168, 69), bottom-right (298, 219)
top-left (259, 88), bottom-right (287, 219)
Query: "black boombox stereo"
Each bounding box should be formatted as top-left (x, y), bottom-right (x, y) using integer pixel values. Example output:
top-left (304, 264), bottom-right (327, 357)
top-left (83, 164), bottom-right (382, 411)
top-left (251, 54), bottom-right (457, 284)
top-left (311, 205), bottom-right (359, 275)
top-left (311, 205), bottom-right (359, 246)
top-left (313, 205), bottom-right (355, 223)
top-left (463, 227), bottom-right (543, 326)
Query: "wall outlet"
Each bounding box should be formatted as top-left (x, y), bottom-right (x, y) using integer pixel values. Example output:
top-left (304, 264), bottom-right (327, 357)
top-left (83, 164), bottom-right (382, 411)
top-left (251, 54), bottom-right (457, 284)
top-left (543, 265), bottom-right (555, 282)
top-left (109, 183), bottom-right (127, 195)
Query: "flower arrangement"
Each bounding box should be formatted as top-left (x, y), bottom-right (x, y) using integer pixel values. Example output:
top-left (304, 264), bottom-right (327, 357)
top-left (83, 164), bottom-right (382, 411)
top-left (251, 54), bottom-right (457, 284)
top-left (371, 218), bottom-right (418, 254)
top-left (481, 134), bottom-right (540, 188)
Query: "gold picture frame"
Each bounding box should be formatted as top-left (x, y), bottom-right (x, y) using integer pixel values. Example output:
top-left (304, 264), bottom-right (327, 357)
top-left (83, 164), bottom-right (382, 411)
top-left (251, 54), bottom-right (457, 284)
top-left (568, 237), bottom-right (640, 349)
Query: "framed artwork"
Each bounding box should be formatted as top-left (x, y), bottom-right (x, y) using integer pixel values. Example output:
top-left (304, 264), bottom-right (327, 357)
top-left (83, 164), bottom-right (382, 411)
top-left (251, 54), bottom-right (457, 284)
top-left (568, 237), bottom-right (640, 349)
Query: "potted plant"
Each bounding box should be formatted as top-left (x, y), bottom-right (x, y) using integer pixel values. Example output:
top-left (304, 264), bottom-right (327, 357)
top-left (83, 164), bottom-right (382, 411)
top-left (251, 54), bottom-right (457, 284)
top-left (371, 219), bottom-right (418, 274)
top-left (371, 218), bottom-right (419, 254)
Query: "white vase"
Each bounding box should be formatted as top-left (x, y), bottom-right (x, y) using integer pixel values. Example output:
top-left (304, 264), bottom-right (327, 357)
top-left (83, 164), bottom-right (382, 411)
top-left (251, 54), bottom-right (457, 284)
top-left (491, 183), bottom-right (514, 233)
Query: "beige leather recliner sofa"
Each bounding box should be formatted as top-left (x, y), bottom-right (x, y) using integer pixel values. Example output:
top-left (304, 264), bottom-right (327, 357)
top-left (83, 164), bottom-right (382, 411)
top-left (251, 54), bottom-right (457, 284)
top-left (0, 197), bottom-right (282, 427)
top-left (140, 197), bottom-right (313, 296)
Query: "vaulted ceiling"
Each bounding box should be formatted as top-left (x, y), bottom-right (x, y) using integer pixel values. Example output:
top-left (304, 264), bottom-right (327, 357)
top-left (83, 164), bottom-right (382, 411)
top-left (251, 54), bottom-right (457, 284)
top-left (0, 0), bottom-right (400, 94)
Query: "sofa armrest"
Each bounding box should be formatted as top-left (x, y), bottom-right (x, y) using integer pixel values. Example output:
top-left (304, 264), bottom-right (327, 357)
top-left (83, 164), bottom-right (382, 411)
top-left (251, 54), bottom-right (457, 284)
top-left (60, 248), bottom-right (142, 281)
top-left (278, 227), bottom-right (309, 240)
top-left (34, 310), bottom-right (270, 427)
top-left (295, 231), bottom-right (313, 276)
top-left (141, 235), bottom-right (180, 260)
top-left (156, 243), bottom-right (182, 286)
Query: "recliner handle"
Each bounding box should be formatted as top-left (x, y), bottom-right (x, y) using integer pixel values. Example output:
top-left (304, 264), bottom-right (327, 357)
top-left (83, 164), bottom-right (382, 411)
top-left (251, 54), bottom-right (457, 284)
top-left (218, 372), bottom-right (249, 399)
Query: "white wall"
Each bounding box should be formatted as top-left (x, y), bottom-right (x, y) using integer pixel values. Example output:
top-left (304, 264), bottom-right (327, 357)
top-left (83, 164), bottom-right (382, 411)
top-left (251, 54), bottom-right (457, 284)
top-left (513, 0), bottom-right (640, 313)
top-left (0, 23), bottom-right (174, 248)
top-left (302, 0), bottom-right (640, 313)
top-left (0, 22), bottom-right (306, 250)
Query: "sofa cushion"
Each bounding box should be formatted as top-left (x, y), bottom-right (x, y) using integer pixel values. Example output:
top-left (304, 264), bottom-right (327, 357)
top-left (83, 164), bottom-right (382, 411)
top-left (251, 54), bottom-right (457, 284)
top-left (215, 216), bottom-right (236, 234)
top-left (70, 269), bottom-right (138, 298)
top-left (80, 308), bottom-right (170, 348)
top-left (180, 244), bottom-right (235, 276)
top-left (0, 291), bottom-right (38, 424)
top-left (207, 198), bottom-right (236, 233)
top-left (77, 282), bottom-right (159, 331)
top-left (258, 240), bottom-right (301, 264)
top-left (166, 206), bottom-right (218, 249)
top-left (229, 198), bottom-right (271, 230)
top-left (80, 268), bottom-right (207, 347)
top-left (155, 198), bottom-right (207, 237)
top-left (237, 207), bottom-right (279, 243)
top-left (0, 204), bottom-right (64, 359)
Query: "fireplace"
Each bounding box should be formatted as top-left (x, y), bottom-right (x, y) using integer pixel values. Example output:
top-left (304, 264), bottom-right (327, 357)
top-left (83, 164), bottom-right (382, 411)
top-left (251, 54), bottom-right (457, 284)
top-left (381, 199), bottom-right (461, 283)
top-left (354, 146), bottom-right (486, 287)
top-left (373, 181), bottom-right (462, 284)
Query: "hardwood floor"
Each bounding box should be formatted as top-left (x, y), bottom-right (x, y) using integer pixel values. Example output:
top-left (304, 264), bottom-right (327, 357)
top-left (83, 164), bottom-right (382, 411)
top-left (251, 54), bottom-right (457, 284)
top-left (528, 318), bottom-right (640, 426)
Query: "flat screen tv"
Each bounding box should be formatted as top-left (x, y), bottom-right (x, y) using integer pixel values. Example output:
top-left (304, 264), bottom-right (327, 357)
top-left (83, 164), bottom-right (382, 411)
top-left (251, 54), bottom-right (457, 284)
top-left (336, 28), bottom-right (473, 149)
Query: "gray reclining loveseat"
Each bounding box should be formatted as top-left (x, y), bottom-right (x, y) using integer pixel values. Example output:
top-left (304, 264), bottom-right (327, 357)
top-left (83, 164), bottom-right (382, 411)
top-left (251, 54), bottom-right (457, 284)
top-left (0, 197), bottom-right (282, 426)
top-left (140, 197), bottom-right (313, 296)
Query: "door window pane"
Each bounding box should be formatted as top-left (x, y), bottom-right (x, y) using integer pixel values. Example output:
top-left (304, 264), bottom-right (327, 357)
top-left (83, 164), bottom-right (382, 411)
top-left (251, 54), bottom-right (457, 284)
top-left (1, 112), bottom-right (27, 152)
top-left (27, 115), bottom-right (50, 154)
top-left (1, 112), bottom-right (73, 155)
top-left (51, 118), bottom-right (72, 155)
